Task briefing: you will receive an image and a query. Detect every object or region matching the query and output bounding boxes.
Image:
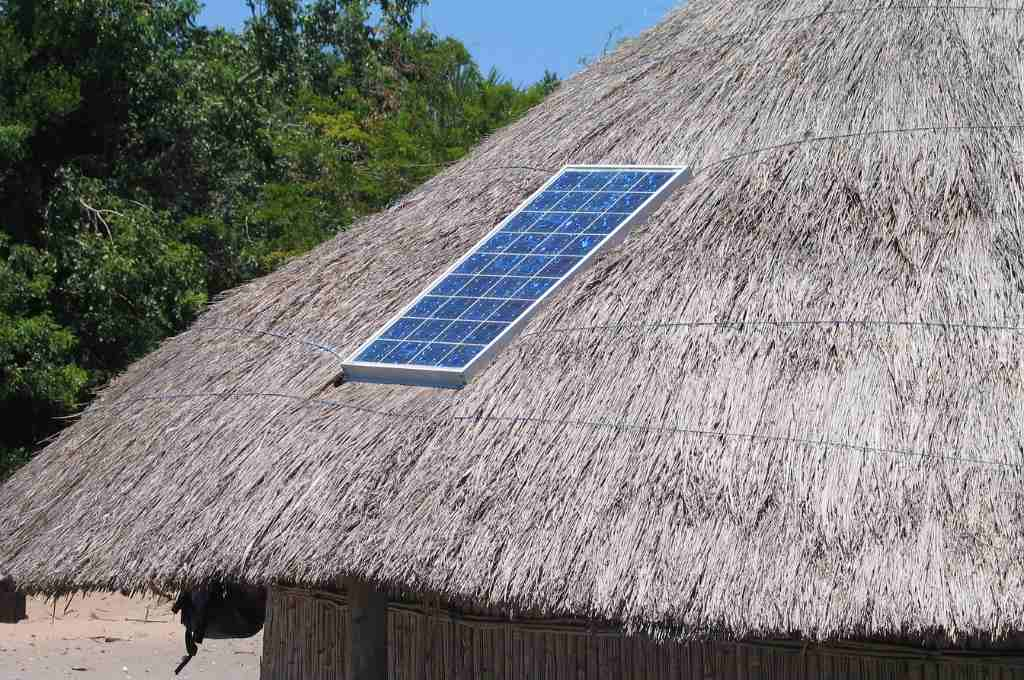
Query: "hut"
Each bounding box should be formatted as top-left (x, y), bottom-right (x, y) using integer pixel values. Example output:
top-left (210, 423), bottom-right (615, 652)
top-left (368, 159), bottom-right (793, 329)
top-left (4, 0), bottom-right (1024, 677)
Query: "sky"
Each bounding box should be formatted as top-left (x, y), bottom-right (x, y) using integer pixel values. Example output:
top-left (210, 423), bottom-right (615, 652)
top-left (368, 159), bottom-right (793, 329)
top-left (197, 1), bottom-right (681, 86)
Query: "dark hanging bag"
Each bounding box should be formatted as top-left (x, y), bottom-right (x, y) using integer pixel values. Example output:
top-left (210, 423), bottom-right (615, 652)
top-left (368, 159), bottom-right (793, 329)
top-left (172, 584), bottom-right (266, 674)
top-left (0, 576), bottom-right (26, 623)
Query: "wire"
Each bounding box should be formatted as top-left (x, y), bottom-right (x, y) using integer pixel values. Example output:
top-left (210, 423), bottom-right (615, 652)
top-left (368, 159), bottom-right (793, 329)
top-left (351, 123), bottom-right (1024, 187)
top-left (520, 319), bottom-right (1024, 339)
top-left (197, 318), bottom-right (1024, 364)
top-left (82, 390), bottom-right (1019, 470)
top-left (204, 325), bottom-right (345, 359)
top-left (592, 4), bottom-right (1024, 81)
top-left (693, 123), bottom-right (1024, 175)
top-left (359, 161), bottom-right (557, 177)
top-left (788, 4), bottom-right (1024, 20)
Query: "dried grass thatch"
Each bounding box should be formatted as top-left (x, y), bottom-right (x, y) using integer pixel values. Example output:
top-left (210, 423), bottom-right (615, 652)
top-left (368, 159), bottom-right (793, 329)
top-left (4, 0), bottom-right (1024, 645)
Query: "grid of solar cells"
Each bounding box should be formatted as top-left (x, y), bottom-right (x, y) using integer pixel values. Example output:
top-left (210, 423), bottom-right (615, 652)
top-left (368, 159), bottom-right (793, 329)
top-left (353, 168), bottom-right (676, 370)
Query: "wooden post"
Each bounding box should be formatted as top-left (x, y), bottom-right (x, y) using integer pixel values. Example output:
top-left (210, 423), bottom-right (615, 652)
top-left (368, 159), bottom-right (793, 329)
top-left (347, 578), bottom-right (388, 680)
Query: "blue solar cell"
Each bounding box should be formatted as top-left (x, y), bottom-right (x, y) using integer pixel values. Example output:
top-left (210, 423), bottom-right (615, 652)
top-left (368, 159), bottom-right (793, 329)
top-left (553, 192), bottom-right (595, 211)
top-left (491, 300), bottom-right (532, 322)
top-left (581, 192), bottom-right (621, 212)
top-left (439, 344), bottom-right (484, 368)
top-left (431, 275), bottom-right (472, 296)
top-left (549, 171), bottom-right (587, 191)
top-left (435, 297), bottom-right (474, 320)
top-left (438, 320), bottom-right (479, 343)
top-left (408, 319), bottom-right (451, 342)
top-left (506, 234), bottom-right (546, 254)
top-left (408, 296), bottom-right (448, 318)
top-left (458, 275), bottom-right (501, 297)
top-left (516, 278), bottom-right (558, 300)
top-left (610, 193), bottom-right (649, 213)
top-left (557, 214), bottom-right (596, 234)
top-left (489, 276), bottom-right (527, 298)
top-left (503, 212), bottom-right (541, 232)
top-left (527, 192), bottom-right (565, 211)
top-left (411, 343), bottom-right (454, 366)
top-left (481, 254), bottom-right (524, 276)
top-left (562, 235), bottom-right (603, 257)
top-left (465, 322), bottom-right (507, 344)
top-left (535, 235), bottom-right (574, 255)
top-left (511, 255), bottom-right (552, 276)
top-left (381, 317), bottom-right (423, 340)
top-left (528, 213), bottom-right (570, 233)
top-left (538, 256), bottom-right (580, 278)
top-left (634, 172), bottom-right (673, 192)
top-left (605, 171), bottom-right (645, 191)
top-left (454, 253), bottom-right (494, 275)
top-left (586, 213), bottom-right (629, 234)
top-left (479, 233), bottom-right (518, 253)
top-left (358, 339), bottom-right (400, 363)
top-left (462, 298), bottom-right (504, 321)
top-left (576, 171), bottom-right (617, 190)
top-left (390, 341), bottom-right (428, 364)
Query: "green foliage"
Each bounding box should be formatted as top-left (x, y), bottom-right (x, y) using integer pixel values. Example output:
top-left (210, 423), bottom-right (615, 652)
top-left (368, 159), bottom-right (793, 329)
top-left (46, 174), bottom-right (208, 378)
top-left (0, 0), bottom-right (559, 479)
top-left (0, 234), bottom-right (88, 466)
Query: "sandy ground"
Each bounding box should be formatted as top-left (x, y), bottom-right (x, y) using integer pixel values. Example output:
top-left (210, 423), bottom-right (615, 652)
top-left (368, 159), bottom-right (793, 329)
top-left (0, 593), bottom-right (262, 679)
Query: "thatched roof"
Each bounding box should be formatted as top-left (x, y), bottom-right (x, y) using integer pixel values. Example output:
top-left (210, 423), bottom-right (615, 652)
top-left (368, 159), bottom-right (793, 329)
top-left (4, 0), bottom-right (1024, 644)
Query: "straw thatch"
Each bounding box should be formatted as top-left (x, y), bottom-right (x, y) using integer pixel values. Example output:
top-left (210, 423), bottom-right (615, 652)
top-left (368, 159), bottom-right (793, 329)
top-left (3, 0), bottom-right (1024, 646)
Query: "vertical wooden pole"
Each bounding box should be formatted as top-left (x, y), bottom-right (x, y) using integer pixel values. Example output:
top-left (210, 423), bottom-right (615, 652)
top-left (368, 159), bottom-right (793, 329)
top-left (348, 578), bottom-right (388, 680)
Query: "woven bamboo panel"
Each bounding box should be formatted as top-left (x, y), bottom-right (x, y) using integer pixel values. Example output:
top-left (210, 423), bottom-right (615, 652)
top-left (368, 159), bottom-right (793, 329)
top-left (261, 587), bottom-right (350, 680)
top-left (387, 606), bottom-right (1024, 680)
top-left (265, 589), bottom-right (1024, 680)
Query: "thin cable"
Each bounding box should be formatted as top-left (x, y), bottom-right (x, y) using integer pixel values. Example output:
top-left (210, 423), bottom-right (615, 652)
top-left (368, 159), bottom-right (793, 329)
top-left (81, 390), bottom-right (1018, 470)
top-left (203, 325), bottom-right (345, 360)
top-left (397, 163), bottom-right (556, 174)
top-left (371, 124), bottom-right (1024, 187)
top-left (193, 318), bottom-right (1024, 368)
top-left (782, 4), bottom-right (1024, 23)
top-left (521, 319), bottom-right (1024, 339)
top-left (353, 161), bottom-right (557, 178)
top-left (591, 4), bottom-right (1024, 81)
top-left (310, 123), bottom-right (1024, 198)
top-left (692, 123), bottom-right (1024, 176)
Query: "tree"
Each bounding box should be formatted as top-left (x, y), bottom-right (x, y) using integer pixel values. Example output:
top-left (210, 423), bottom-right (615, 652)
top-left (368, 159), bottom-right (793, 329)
top-left (0, 0), bottom-right (559, 479)
top-left (0, 0), bottom-right (201, 244)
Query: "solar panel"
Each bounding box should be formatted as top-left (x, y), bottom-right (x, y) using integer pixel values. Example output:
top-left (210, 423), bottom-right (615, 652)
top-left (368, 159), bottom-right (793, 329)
top-left (343, 165), bottom-right (691, 388)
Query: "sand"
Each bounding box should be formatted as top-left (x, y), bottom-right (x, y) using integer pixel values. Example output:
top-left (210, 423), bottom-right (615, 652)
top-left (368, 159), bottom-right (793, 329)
top-left (0, 593), bottom-right (261, 679)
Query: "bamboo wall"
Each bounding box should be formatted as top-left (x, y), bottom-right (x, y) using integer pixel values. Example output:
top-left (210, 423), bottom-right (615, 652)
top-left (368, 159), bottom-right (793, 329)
top-left (261, 587), bottom-right (351, 680)
top-left (261, 588), bottom-right (1024, 680)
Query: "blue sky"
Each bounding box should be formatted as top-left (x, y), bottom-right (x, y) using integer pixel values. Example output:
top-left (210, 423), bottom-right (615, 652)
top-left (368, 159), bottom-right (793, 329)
top-left (197, 2), bottom-right (681, 86)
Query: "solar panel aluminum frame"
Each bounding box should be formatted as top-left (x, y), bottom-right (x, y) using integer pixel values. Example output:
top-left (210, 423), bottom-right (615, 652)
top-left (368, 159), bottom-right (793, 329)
top-left (342, 164), bottom-right (692, 389)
